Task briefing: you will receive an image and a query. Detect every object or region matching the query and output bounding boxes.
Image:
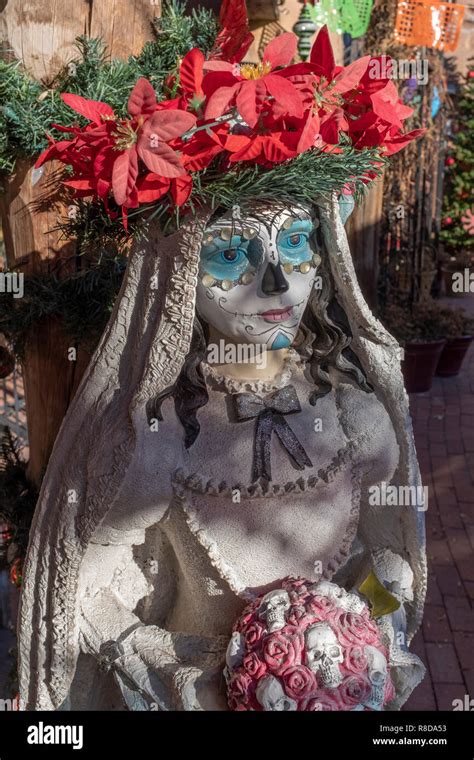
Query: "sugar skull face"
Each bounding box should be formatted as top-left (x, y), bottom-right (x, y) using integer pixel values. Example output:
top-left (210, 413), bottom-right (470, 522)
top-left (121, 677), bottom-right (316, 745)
top-left (305, 622), bottom-right (343, 688)
top-left (310, 580), bottom-right (366, 614)
top-left (255, 675), bottom-right (297, 711)
top-left (258, 588), bottom-right (291, 632)
top-left (196, 204), bottom-right (322, 351)
top-left (364, 645), bottom-right (388, 709)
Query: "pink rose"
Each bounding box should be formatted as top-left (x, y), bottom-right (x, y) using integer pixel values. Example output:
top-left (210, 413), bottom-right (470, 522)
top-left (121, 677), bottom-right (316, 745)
top-left (287, 605), bottom-right (309, 627)
top-left (227, 672), bottom-right (253, 710)
top-left (344, 645), bottom-right (368, 674)
top-left (262, 630), bottom-right (303, 676)
top-left (307, 596), bottom-right (337, 618)
top-left (236, 611), bottom-right (254, 629)
top-left (283, 576), bottom-right (308, 591)
top-left (243, 652), bottom-right (267, 679)
top-left (330, 611), bottom-right (380, 647)
top-left (282, 665), bottom-right (317, 700)
top-left (301, 689), bottom-right (346, 711)
top-left (338, 674), bottom-right (372, 707)
top-left (243, 620), bottom-right (266, 650)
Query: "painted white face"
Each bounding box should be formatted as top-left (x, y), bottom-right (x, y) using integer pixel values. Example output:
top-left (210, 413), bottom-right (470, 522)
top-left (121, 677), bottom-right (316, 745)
top-left (196, 204), bottom-right (322, 350)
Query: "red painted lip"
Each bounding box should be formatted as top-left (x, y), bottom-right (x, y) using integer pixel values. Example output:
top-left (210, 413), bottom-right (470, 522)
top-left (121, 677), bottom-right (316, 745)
top-left (260, 306), bottom-right (294, 323)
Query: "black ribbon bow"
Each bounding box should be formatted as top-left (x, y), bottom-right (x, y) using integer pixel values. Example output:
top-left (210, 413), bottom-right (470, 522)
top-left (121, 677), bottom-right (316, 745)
top-left (233, 384), bottom-right (313, 482)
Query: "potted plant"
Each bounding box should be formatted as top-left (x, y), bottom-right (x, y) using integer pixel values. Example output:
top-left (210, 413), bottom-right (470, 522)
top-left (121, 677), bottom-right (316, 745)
top-left (382, 303), bottom-right (447, 393)
top-left (435, 307), bottom-right (474, 376)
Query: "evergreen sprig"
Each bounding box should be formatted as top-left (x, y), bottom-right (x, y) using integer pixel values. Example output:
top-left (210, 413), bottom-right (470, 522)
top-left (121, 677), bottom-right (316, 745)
top-left (0, 258), bottom-right (126, 357)
top-left (188, 146), bottom-right (385, 214)
top-left (0, 0), bottom-right (219, 173)
top-left (440, 61), bottom-right (474, 253)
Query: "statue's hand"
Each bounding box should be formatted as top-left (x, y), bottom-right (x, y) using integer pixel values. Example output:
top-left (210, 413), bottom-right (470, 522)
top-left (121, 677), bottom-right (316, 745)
top-left (111, 624), bottom-right (228, 711)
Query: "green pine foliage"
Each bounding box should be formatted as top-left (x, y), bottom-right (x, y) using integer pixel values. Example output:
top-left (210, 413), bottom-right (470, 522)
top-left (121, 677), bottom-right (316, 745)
top-left (188, 144), bottom-right (384, 213)
top-left (440, 62), bottom-right (474, 253)
top-left (136, 1), bottom-right (219, 91)
top-left (0, 257), bottom-right (125, 357)
top-left (0, 0), bottom-right (219, 173)
top-left (0, 0), bottom-right (385, 357)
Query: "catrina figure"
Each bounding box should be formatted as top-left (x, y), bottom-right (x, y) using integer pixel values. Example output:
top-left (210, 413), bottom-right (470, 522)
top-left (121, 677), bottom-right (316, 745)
top-left (19, 198), bottom-right (426, 711)
top-left (18, 6), bottom-right (427, 712)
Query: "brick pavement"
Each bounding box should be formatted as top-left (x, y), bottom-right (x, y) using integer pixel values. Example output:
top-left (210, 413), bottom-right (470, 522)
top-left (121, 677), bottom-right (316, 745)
top-left (403, 294), bottom-right (474, 710)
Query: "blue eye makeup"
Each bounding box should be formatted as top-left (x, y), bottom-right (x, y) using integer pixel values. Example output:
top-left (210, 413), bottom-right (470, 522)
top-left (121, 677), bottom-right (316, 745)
top-left (278, 220), bottom-right (313, 265)
top-left (200, 235), bottom-right (252, 282)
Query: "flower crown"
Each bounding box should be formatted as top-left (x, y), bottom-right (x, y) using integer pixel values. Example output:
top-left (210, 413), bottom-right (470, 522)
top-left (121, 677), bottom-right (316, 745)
top-left (36, 0), bottom-right (424, 229)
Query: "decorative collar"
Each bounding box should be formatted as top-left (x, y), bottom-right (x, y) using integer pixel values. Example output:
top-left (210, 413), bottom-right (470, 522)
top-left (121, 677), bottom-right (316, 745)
top-left (200, 348), bottom-right (303, 395)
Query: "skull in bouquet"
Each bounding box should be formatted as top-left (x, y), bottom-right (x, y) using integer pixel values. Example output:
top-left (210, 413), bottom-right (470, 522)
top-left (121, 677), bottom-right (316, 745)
top-left (225, 577), bottom-right (394, 711)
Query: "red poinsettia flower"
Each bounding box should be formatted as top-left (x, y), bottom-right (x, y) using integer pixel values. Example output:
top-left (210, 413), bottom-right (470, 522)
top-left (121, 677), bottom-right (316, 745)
top-left (162, 48), bottom-right (207, 114)
top-left (180, 122), bottom-right (229, 171)
top-left (223, 108), bottom-right (327, 167)
top-left (225, 130), bottom-right (297, 165)
top-left (282, 26), bottom-right (370, 110)
top-left (282, 26), bottom-right (425, 154)
top-left (203, 32), bottom-right (304, 127)
top-left (209, 0), bottom-right (254, 63)
top-left (309, 26), bottom-right (371, 98)
top-left (347, 78), bottom-right (426, 155)
top-left (35, 77), bottom-right (196, 220)
top-left (135, 173), bottom-right (193, 207)
top-left (179, 48), bottom-right (206, 112)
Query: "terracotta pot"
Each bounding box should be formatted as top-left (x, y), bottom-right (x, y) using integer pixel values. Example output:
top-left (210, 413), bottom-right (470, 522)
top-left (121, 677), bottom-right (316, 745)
top-left (436, 335), bottom-right (473, 377)
top-left (402, 339), bottom-right (446, 393)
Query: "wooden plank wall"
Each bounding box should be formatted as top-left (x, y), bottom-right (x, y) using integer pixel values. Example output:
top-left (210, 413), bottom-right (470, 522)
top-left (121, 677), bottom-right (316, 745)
top-left (0, 1), bottom-right (160, 485)
top-left (0, 0), bottom-right (160, 80)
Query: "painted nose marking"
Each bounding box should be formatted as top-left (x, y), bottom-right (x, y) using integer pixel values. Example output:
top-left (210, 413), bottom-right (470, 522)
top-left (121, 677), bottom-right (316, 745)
top-left (261, 262), bottom-right (289, 295)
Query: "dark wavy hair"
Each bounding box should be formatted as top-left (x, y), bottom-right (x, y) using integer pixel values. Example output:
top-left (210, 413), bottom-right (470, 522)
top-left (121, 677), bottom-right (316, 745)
top-left (146, 209), bottom-right (372, 448)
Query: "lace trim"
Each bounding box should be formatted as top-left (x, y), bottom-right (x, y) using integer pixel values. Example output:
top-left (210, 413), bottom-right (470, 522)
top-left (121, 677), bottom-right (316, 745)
top-left (172, 434), bottom-right (368, 498)
top-left (200, 348), bottom-right (303, 395)
top-left (175, 462), bottom-right (364, 603)
top-left (26, 216), bottom-right (209, 710)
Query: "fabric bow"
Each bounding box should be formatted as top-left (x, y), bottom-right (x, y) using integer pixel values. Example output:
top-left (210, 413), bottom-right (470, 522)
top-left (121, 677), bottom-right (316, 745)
top-left (233, 384), bottom-right (313, 482)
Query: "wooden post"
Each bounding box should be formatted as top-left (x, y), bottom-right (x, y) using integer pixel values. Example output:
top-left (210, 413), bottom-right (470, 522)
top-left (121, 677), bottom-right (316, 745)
top-left (346, 179), bottom-right (385, 311)
top-left (0, 1), bottom-right (160, 487)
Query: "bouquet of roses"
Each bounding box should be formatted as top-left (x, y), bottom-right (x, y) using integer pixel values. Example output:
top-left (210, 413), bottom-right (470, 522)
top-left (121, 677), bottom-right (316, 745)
top-left (225, 577), bottom-right (395, 712)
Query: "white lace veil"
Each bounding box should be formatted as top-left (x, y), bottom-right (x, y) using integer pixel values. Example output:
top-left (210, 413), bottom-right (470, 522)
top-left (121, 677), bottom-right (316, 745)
top-left (18, 197), bottom-right (426, 710)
